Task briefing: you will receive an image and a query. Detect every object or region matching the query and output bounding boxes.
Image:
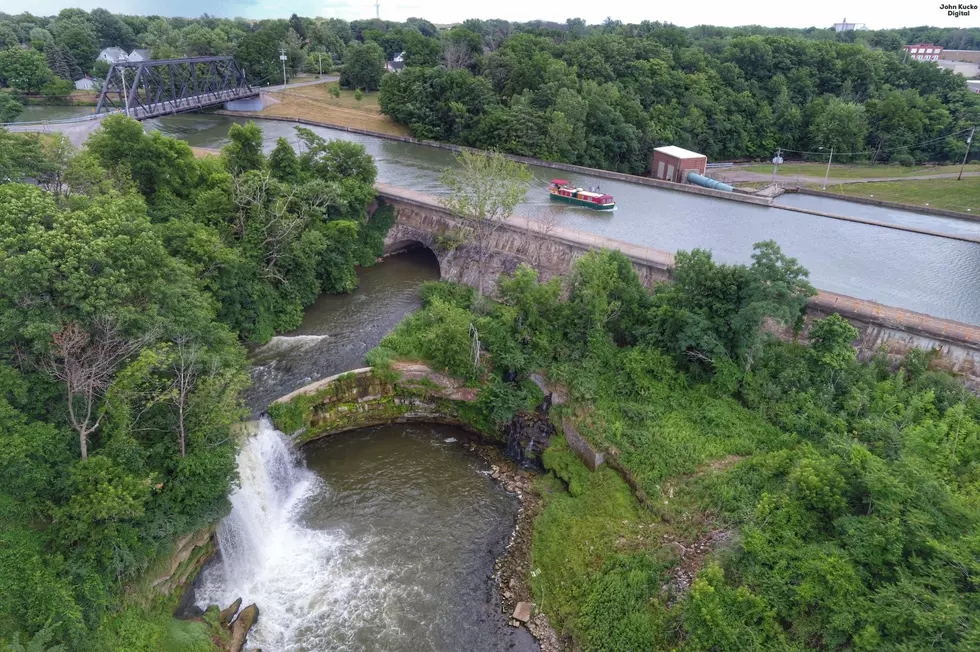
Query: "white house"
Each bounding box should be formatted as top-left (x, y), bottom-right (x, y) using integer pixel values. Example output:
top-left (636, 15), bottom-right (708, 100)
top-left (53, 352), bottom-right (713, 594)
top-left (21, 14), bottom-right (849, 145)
top-left (386, 52), bottom-right (406, 73)
top-left (128, 49), bottom-right (150, 62)
top-left (96, 47), bottom-right (129, 64)
top-left (74, 76), bottom-right (96, 91)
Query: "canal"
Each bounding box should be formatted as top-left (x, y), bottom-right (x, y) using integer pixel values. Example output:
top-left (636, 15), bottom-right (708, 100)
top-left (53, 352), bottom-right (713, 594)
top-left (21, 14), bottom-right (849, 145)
top-left (144, 113), bottom-right (980, 326)
top-left (9, 107), bottom-right (980, 325)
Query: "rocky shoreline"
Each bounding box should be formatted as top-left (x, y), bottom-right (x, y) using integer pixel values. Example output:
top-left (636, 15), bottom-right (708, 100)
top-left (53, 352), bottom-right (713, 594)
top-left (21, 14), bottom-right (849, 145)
top-left (459, 435), bottom-right (564, 652)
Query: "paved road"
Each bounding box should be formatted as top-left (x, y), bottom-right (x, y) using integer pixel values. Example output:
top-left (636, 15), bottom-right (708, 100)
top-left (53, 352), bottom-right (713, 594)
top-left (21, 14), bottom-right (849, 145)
top-left (714, 167), bottom-right (980, 185)
top-left (260, 76), bottom-right (338, 93)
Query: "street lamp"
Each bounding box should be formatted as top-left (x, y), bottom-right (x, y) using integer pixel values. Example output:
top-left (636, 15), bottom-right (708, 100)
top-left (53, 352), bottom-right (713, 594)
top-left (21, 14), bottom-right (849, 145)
top-left (819, 146), bottom-right (835, 190)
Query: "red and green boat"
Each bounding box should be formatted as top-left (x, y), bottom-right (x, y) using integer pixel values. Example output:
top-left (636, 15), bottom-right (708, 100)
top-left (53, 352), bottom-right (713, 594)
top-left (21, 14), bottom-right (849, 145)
top-left (549, 180), bottom-right (615, 210)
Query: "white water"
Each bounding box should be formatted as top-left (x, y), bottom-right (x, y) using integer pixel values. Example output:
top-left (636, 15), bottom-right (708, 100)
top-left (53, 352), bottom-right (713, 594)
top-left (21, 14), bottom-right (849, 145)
top-left (195, 419), bottom-right (357, 651)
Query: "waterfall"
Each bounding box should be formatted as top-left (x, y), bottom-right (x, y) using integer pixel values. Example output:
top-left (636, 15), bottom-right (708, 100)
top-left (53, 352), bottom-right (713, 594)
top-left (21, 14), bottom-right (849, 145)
top-left (195, 419), bottom-right (350, 649)
top-left (211, 419), bottom-right (315, 587)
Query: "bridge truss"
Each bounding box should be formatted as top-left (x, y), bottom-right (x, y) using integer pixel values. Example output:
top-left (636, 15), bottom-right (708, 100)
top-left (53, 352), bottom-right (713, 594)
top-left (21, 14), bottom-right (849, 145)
top-left (95, 56), bottom-right (257, 120)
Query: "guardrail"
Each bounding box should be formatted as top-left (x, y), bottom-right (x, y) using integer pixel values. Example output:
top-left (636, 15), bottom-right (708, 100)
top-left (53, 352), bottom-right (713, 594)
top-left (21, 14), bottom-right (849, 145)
top-left (705, 162), bottom-right (735, 168)
top-left (1, 111), bottom-right (113, 127)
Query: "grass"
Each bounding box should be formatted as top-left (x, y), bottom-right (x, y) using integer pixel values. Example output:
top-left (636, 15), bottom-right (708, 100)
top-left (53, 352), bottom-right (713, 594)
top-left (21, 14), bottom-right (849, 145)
top-left (807, 177), bottom-right (980, 214)
top-left (251, 81), bottom-right (411, 137)
top-left (739, 161), bottom-right (980, 180)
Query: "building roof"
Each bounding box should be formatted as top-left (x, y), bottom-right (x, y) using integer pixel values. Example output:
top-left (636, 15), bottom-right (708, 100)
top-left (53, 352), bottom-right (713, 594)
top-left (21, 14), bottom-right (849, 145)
top-left (99, 46), bottom-right (128, 61)
top-left (654, 145), bottom-right (705, 160)
top-left (906, 42), bottom-right (940, 48)
top-left (130, 49), bottom-right (150, 59)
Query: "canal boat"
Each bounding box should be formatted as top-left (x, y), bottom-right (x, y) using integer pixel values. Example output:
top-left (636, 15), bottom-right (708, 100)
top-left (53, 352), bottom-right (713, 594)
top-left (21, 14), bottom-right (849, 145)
top-left (549, 180), bottom-right (615, 210)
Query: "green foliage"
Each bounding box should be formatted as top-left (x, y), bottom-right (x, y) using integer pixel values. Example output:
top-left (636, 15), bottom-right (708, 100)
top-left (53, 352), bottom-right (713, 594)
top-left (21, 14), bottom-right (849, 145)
top-left (340, 41), bottom-right (385, 91)
top-left (222, 121), bottom-right (265, 174)
top-left (0, 95), bottom-right (23, 122)
top-left (371, 238), bottom-right (980, 650)
top-left (0, 109), bottom-right (387, 649)
top-left (0, 47), bottom-right (53, 93)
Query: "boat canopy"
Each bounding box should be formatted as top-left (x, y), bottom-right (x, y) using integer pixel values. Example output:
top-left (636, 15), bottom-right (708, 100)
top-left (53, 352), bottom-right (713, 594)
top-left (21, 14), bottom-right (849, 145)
top-left (551, 179), bottom-right (570, 185)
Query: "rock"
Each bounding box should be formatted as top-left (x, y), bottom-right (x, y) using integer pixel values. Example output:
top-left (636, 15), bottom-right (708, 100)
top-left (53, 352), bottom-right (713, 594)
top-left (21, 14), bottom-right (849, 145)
top-left (509, 619), bottom-right (521, 627)
top-left (503, 590), bottom-right (513, 600)
top-left (219, 597), bottom-right (242, 627)
top-left (229, 603), bottom-right (259, 652)
top-left (513, 601), bottom-right (533, 623)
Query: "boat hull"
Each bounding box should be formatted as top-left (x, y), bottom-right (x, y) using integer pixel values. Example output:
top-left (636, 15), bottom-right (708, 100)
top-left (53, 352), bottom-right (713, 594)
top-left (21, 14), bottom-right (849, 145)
top-left (549, 193), bottom-right (615, 210)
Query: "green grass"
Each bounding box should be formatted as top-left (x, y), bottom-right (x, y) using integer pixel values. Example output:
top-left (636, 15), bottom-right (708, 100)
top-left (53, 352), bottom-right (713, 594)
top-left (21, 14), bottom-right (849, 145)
top-left (740, 162), bottom-right (980, 179)
top-left (810, 177), bottom-right (980, 213)
top-left (88, 593), bottom-right (221, 652)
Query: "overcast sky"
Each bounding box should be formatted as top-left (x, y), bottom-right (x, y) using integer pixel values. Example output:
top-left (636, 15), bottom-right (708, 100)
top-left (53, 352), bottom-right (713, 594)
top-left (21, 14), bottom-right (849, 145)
top-left (4, 0), bottom-right (978, 30)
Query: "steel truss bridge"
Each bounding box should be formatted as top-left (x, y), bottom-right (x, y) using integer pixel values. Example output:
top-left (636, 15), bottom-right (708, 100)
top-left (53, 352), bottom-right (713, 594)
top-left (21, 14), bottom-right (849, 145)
top-left (95, 56), bottom-right (257, 120)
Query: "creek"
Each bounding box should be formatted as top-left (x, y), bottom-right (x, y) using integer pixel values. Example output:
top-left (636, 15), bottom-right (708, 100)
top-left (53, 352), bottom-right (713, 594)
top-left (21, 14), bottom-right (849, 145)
top-left (193, 250), bottom-right (536, 651)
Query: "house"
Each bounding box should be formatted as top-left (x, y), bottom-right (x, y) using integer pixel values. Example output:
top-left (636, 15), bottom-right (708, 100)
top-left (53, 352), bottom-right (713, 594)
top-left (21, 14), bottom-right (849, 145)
top-left (128, 49), bottom-right (150, 62)
top-left (96, 46), bottom-right (129, 64)
top-left (904, 43), bottom-right (943, 62)
top-left (386, 53), bottom-right (405, 73)
top-left (652, 146), bottom-right (707, 183)
top-left (968, 80), bottom-right (980, 94)
top-left (833, 18), bottom-right (866, 32)
top-left (74, 76), bottom-right (96, 91)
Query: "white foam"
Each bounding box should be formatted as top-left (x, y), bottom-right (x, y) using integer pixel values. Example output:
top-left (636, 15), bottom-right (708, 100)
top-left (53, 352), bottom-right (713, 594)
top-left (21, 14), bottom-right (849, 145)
top-left (196, 420), bottom-right (423, 651)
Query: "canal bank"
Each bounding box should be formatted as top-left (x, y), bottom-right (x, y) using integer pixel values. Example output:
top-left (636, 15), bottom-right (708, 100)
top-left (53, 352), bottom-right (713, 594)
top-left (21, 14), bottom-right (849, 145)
top-left (143, 112), bottom-right (980, 326)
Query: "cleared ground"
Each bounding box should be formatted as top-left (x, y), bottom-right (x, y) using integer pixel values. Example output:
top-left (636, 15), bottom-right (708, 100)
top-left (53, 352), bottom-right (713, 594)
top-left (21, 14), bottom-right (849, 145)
top-left (808, 177), bottom-right (980, 214)
top-left (736, 161), bottom-right (980, 180)
top-left (257, 82), bottom-right (411, 137)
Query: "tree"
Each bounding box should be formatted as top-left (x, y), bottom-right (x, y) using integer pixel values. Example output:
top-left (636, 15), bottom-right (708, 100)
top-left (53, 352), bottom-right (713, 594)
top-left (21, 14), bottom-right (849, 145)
top-left (0, 94), bottom-right (23, 122)
top-left (339, 41), bottom-right (385, 91)
top-left (439, 151), bottom-right (532, 295)
top-left (268, 136), bottom-right (300, 182)
top-left (0, 47), bottom-right (54, 93)
top-left (223, 121), bottom-right (266, 175)
top-left (403, 31), bottom-right (442, 68)
top-left (46, 320), bottom-right (150, 460)
top-left (50, 18), bottom-right (99, 75)
top-left (808, 97), bottom-right (869, 162)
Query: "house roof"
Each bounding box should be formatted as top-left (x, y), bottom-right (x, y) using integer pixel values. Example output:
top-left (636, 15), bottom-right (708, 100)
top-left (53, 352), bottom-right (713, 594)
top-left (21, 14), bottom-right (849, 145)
top-left (654, 145), bottom-right (705, 160)
top-left (130, 49), bottom-right (150, 59)
top-left (100, 46), bottom-right (128, 60)
top-left (387, 61), bottom-right (405, 70)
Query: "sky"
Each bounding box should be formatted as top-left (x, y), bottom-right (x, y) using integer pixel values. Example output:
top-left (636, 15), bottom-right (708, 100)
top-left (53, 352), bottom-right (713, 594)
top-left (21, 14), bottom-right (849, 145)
top-left (3, 0), bottom-right (979, 30)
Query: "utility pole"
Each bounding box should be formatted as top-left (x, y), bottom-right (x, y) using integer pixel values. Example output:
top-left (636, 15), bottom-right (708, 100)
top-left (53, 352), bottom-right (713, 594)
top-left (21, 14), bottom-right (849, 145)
top-left (376, 1), bottom-right (380, 18)
top-left (318, 52), bottom-right (322, 77)
top-left (823, 146), bottom-right (834, 189)
top-left (958, 127), bottom-right (975, 181)
top-left (772, 148), bottom-right (783, 183)
top-left (279, 48), bottom-right (288, 88)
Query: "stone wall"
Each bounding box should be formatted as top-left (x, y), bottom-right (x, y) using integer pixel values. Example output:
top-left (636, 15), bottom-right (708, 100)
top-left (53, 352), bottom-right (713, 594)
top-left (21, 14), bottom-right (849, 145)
top-left (268, 364), bottom-right (492, 446)
top-left (376, 185), bottom-right (980, 390)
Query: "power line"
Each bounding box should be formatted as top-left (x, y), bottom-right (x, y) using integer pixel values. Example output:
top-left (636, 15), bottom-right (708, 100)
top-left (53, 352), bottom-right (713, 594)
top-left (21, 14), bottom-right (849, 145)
top-left (778, 127), bottom-right (976, 158)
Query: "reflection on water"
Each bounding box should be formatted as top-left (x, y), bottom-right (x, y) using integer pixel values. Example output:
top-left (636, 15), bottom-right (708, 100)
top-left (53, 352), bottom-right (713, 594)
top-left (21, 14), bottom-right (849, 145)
top-left (246, 248), bottom-right (440, 412)
top-left (145, 113), bottom-right (980, 326)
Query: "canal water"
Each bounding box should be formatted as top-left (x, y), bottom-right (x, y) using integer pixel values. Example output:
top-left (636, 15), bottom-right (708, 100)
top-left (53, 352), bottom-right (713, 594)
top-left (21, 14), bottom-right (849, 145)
top-left (141, 113), bottom-right (980, 326)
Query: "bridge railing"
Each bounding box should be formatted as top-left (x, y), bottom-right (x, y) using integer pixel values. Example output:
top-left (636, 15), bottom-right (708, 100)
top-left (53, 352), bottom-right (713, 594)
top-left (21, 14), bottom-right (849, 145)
top-left (95, 56), bottom-right (255, 119)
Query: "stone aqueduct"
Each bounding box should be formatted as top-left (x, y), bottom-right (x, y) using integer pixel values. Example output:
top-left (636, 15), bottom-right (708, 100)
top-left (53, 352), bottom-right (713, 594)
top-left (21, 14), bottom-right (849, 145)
top-left (373, 183), bottom-right (980, 390)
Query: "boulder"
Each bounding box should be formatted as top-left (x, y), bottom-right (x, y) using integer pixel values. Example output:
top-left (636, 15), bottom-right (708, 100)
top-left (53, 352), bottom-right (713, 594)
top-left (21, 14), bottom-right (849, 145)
top-left (229, 603), bottom-right (259, 652)
top-left (512, 601), bottom-right (533, 623)
top-left (219, 597), bottom-right (242, 627)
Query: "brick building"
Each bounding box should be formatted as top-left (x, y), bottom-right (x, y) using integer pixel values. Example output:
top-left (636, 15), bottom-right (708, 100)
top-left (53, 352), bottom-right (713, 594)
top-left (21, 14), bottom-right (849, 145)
top-left (904, 43), bottom-right (943, 61)
top-left (651, 146), bottom-right (707, 183)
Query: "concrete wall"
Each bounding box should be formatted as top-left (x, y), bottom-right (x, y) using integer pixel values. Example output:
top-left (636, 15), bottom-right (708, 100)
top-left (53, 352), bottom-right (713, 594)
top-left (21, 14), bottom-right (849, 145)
top-left (376, 185), bottom-right (980, 390)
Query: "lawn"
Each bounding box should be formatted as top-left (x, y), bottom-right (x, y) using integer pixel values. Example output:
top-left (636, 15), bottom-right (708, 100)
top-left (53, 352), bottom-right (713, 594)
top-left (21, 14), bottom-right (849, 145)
top-left (811, 177), bottom-right (980, 213)
top-left (255, 81), bottom-right (411, 137)
top-left (740, 161), bottom-right (980, 180)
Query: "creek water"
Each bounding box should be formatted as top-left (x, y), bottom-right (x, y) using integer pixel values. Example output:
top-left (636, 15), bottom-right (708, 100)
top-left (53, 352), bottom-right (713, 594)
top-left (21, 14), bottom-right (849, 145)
top-left (196, 250), bottom-right (538, 651)
top-left (246, 247), bottom-right (440, 412)
top-left (195, 419), bottom-right (535, 652)
top-left (143, 112), bottom-right (980, 326)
